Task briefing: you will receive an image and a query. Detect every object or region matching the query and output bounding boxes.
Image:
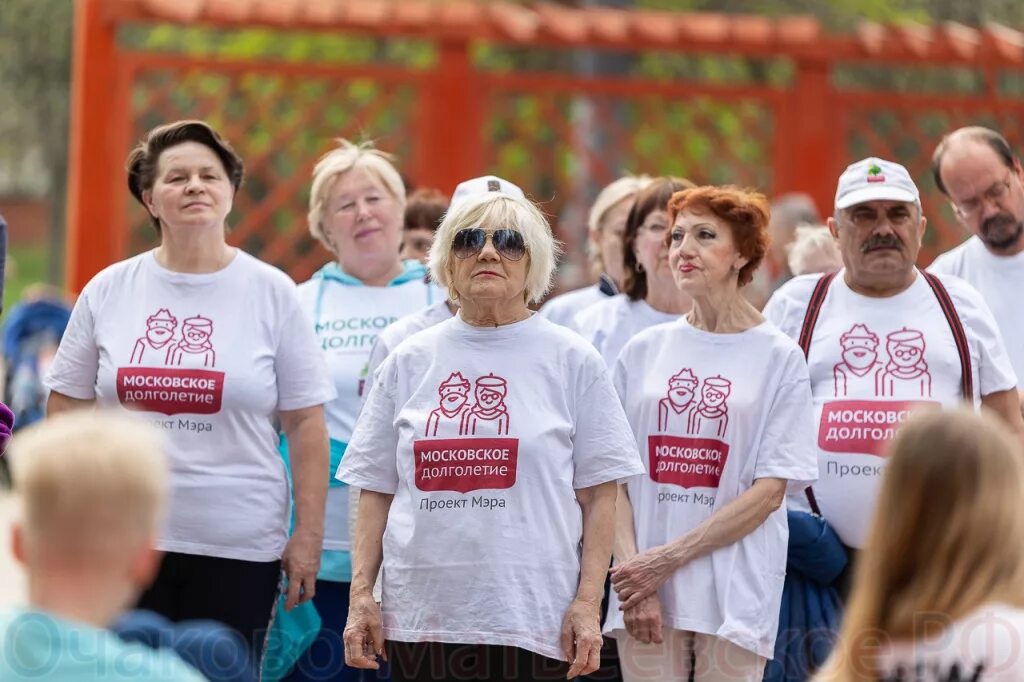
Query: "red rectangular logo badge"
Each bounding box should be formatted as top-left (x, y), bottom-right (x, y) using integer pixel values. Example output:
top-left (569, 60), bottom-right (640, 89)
top-left (647, 435), bottom-right (729, 489)
top-left (413, 438), bottom-right (519, 493)
top-left (818, 400), bottom-right (937, 456)
top-left (116, 367), bottom-right (225, 415)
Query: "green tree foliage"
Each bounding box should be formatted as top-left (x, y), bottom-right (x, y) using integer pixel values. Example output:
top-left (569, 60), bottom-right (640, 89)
top-left (0, 0), bottom-right (73, 282)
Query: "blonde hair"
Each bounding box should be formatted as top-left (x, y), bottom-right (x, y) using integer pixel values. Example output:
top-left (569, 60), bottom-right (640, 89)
top-left (816, 407), bottom-right (1024, 681)
top-left (587, 175), bottom-right (652, 272)
top-left (786, 224), bottom-right (842, 276)
top-left (10, 411), bottom-right (168, 561)
top-left (429, 193), bottom-right (561, 305)
top-left (307, 139), bottom-right (406, 251)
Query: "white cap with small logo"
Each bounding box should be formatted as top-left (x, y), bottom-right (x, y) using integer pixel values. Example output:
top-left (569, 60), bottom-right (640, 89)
top-left (450, 175), bottom-right (527, 210)
top-left (834, 157), bottom-right (920, 210)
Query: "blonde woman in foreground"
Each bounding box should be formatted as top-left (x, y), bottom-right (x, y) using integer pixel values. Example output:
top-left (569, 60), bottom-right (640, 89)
top-left (816, 407), bottom-right (1024, 682)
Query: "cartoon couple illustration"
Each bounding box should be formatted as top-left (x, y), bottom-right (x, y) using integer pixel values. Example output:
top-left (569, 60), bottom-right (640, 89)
top-left (834, 323), bottom-right (931, 398)
top-left (130, 308), bottom-right (216, 369)
top-left (657, 369), bottom-right (732, 439)
top-left (426, 372), bottom-right (510, 437)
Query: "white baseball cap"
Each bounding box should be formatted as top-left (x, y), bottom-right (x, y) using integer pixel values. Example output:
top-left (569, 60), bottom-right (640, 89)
top-left (450, 175), bottom-right (527, 210)
top-left (834, 157), bottom-right (919, 210)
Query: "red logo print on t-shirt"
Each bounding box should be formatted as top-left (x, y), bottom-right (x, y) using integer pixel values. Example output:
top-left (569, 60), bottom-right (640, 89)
top-left (833, 323), bottom-right (931, 399)
top-left (415, 371), bottom-right (517, 493)
top-left (117, 308), bottom-right (225, 415)
top-left (425, 372), bottom-right (510, 437)
top-left (649, 368), bottom-right (731, 489)
top-left (821, 324), bottom-right (936, 457)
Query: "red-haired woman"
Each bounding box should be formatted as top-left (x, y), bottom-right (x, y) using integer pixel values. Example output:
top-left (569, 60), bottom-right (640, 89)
top-left (605, 186), bottom-right (818, 680)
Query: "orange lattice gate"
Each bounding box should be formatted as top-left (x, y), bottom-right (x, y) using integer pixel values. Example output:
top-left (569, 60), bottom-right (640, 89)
top-left (123, 58), bottom-right (424, 284)
top-left (68, 0), bottom-right (1024, 292)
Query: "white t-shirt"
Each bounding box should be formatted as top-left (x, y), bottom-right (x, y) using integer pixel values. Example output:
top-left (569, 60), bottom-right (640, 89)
top-left (365, 299), bottom-right (455, 386)
top-left (764, 270), bottom-right (1017, 548)
top-left (296, 269), bottom-right (438, 552)
top-left (537, 284), bottom-right (607, 328)
top-left (337, 313), bottom-right (645, 660)
top-left (604, 318), bottom-right (817, 659)
top-left (45, 250), bottom-right (335, 562)
top-left (574, 294), bottom-right (680, 367)
top-left (929, 236), bottom-right (1024, 382)
top-left (876, 603), bottom-right (1024, 681)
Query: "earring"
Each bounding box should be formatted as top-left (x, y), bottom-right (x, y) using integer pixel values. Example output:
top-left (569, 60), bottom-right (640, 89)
top-left (447, 285), bottom-right (459, 302)
top-left (635, 262), bottom-right (645, 273)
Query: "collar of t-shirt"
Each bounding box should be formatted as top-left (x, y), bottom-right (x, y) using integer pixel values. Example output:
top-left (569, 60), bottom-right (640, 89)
top-left (315, 259), bottom-right (428, 286)
top-left (452, 310), bottom-right (538, 342)
top-left (968, 235), bottom-right (1024, 269)
top-left (313, 259), bottom-right (431, 322)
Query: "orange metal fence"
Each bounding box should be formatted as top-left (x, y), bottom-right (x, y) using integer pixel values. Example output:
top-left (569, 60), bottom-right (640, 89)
top-left (68, 0), bottom-right (1024, 292)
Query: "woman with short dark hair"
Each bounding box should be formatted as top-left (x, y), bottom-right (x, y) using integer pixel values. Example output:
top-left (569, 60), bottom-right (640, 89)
top-left (45, 120), bottom-right (334, 655)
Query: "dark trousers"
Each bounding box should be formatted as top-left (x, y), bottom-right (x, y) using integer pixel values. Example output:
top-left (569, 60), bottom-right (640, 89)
top-left (388, 642), bottom-right (572, 682)
top-left (137, 551), bottom-right (280, 657)
top-left (285, 580), bottom-right (391, 681)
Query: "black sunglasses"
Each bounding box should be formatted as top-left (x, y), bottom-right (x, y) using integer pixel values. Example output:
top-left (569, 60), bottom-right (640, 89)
top-left (452, 228), bottom-right (527, 261)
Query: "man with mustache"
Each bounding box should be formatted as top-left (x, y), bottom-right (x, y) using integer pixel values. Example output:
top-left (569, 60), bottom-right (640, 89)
top-left (130, 308), bottom-right (178, 365)
top-left (658, 368), bottom-right (698, 433)
top-left (929, 127), bottom-right (1024, 397)
top-left (425, 371), bottom-right (472, 437)
top-left (833, 323), bottom-right (882, 397)
top-left (764, 156), bottom-right (1023, 556)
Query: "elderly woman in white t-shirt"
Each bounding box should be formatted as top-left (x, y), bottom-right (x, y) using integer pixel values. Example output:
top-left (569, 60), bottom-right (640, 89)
top-left (44, 120), bottom-right (334, 655)
top-left (606, 186), bottom-right (817, 681)
top-left (574, 176), bottom-right (695, 366)
top-left (281, 139), bottom-right (439, 682)
top-left (337, 175), bottom-right (645, 682)
top-left (539, 175), bottom-right (651, 326)
top-left (817, 408), bottom-right (1024, 681)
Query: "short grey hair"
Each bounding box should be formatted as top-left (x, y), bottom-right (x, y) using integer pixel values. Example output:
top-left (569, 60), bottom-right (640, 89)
top-left (429, 193), bottom-right (560, 305)
top-left (786, 224), bottom-right (842, 276)
top-left (307, 139), bottom-right (406, 251)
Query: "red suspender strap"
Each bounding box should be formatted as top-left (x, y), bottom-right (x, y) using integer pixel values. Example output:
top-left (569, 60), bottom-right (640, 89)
top-left (804, 487), bottom-right (822, 517)
top-left (922, 272), bottom-right (974, 401)
top-left (795, 272), bottom-right (836, 516)
top-left (798, 272), bottom-right (838, 357)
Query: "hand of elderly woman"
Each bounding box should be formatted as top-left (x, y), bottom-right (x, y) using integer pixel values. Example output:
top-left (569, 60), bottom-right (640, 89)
top-left (343, 590), bottom-right (386, 669)
top-left (624, 595), bottom-right (664, 645)
top-left (561, 598), bottom-right (603, 678)
top-left (281, 528), bottom-right (321, 610)
top-left (610, 545), bottom-right (675, 611)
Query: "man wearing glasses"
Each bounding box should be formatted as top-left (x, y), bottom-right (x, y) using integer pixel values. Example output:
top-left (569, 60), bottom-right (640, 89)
top-left (929, 127), bottom-right (1024, 394)
top-left (764, 156), bottom-right (1024, 560)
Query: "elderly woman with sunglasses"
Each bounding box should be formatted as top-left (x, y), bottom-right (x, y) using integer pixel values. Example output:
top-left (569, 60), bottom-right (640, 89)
top-left (337, 176), bottom-right (644, 682)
